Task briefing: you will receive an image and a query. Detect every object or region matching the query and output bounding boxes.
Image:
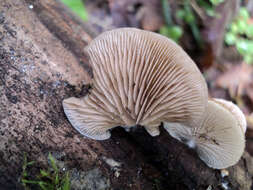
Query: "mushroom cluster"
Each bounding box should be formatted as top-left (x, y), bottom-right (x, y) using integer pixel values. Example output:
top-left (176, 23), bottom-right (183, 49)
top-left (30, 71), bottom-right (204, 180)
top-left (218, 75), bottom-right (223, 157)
top-left (63, 28), bottom-right (246, 169)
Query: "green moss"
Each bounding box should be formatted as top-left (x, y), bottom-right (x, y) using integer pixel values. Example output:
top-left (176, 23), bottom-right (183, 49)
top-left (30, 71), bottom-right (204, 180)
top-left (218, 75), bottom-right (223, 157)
top-left (225, 7), bottom-right (253, 64)
top-left (20, 153), bottom-right (70, 190)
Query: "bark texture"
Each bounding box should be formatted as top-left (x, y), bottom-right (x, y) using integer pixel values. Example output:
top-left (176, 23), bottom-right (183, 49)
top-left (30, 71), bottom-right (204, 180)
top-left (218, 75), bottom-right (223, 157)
top-left (0, 0), bottom-right (252, 190)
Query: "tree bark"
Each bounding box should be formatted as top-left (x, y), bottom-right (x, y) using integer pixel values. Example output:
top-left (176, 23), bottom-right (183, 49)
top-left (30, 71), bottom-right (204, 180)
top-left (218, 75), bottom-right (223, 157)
top-left (0, 0), bottom-right (252, 190)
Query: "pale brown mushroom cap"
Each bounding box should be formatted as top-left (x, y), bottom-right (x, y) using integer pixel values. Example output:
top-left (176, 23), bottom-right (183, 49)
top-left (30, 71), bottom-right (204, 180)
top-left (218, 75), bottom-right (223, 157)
top-left (63, 27), bottom-right (208, 140)
top-left (164, 99), bottom-right (245, 169)
top-left (212, 98), bottom-right (247, 134)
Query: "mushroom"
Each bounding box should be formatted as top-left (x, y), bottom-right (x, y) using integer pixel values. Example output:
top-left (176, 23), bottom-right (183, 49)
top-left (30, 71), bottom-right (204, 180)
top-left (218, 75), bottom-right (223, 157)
top-left (163, 98), bottom-right (246, 169)
top-left (212, 98), bottom-right (247, 134)
top-left (63, 27), bottom-right (208, 140)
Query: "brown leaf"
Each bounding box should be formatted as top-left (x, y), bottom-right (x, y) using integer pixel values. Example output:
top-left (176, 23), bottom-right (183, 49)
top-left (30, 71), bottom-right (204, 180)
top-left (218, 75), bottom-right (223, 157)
top-left (108, 0), bottom-right (163, 30)
top-left (198, 43), bottom-right (215, 70)
top-left (137, 6), bottom-right (163, 31)
top-left (216, 63), bottom-right (253, 99)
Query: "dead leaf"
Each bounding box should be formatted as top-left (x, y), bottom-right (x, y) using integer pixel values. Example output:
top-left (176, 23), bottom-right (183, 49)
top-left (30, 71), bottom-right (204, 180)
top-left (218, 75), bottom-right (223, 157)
top-left (108, 0), bottom-right (163, 30)
top-left (216, 62), bottom-right (253, 99)
top-left (136, 5), bottom-right (163, 31)
top-left (198, 43), bottom-right (215, 70)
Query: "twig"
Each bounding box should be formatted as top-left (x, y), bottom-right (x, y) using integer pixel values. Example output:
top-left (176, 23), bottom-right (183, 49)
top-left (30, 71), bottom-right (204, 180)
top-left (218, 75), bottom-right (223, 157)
top-left (190, 0), bottom-right (206, 20)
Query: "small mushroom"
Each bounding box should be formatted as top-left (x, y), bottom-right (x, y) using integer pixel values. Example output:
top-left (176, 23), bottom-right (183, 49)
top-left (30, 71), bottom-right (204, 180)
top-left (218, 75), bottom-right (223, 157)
top-left (163, 98), bottom-right (246, 169)
top-left (63, 28), bottom-right (208, 140)
top-left (212, 98), bottom-right (247, 134)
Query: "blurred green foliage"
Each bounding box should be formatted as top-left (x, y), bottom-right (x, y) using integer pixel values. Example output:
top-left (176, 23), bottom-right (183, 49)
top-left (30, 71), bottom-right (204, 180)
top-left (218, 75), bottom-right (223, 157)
top-left (197, 0), bottom-right (223, 17)
top-left (159, 0), bottom-right (183, 43)
top-left (61, 0), bottom-right (88, 21)
top-left (160, 0), bottom-right (224, 45)
top-left (209, 0), bottom-right (224, 6)
top-left (21, 153), bottom-right (71, 190)
top-left (159, 25), bottom-right (183, 43)
top-left (225, 8), bottom-right (253, 64)
top-left (176, 0), bottom-right (203, 47)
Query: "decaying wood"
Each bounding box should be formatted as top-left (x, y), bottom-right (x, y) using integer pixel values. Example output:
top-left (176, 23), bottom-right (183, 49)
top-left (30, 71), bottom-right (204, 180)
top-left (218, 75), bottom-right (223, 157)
top-left (0, 0), bottom-right (252, 189)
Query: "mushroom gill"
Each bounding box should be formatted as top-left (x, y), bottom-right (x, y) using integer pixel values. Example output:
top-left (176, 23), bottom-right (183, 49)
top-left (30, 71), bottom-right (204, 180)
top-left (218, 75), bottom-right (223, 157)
top-left (63, 28), bottom-right (208, 140)
top-left (164, 99), bottom-right (246, 169)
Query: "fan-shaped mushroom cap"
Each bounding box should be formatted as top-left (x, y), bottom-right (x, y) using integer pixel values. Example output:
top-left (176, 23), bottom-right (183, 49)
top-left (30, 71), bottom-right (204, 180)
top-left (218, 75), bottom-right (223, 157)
top-left (212, 98), bottom-right (247, 134)
top-left (163, 99), bottom-right (245, 169)
top-left (63, 28), bottom-right (208, 140)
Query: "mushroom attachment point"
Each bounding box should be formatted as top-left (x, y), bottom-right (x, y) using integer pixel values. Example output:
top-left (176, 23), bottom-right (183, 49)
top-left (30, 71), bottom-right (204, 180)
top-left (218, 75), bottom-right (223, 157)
top-left (63, 28), bottom-right (208, 140)
top-left (163, 99), bottom-right (246, 169)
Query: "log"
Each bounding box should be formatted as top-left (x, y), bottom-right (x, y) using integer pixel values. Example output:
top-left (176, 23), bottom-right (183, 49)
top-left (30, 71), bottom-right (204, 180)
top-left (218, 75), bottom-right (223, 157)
top-left (0, 0), bottom-right (252, 189)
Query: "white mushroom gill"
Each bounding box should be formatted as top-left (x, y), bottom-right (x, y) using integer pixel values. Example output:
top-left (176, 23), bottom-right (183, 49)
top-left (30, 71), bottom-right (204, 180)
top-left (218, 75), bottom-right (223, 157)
top-left (164, 99), bottom-right (246, 169)
top-left (63, 28), bottom-right (208, 140)
top-left (212, 98), bottom-right (247, 134)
